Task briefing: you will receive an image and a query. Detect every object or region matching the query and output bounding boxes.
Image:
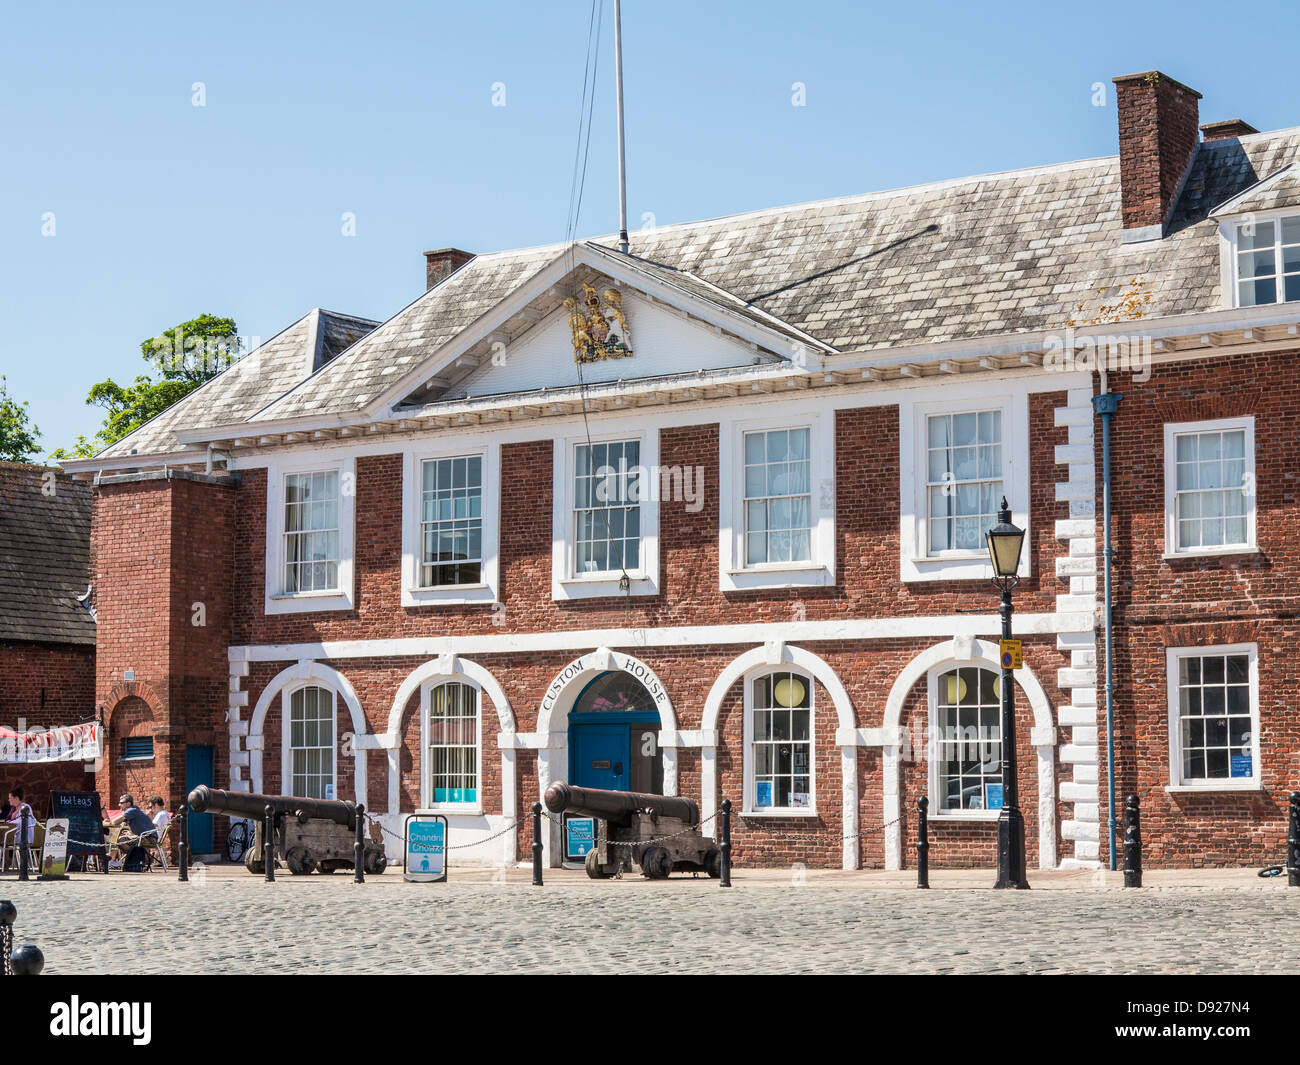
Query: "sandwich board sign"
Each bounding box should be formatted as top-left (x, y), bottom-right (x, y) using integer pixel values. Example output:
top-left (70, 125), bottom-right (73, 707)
top-left (565, 816), bottom-right (596, 860)
top-left (40, 818), bottom-right (70, 879)
top-left (404, 814), bottom-right (448, 883)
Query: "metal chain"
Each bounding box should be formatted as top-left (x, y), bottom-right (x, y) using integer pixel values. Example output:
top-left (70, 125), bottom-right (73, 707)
top-left (735, 813), bottom-right (904, 844)
top-left (364, 808), bottom-right (724, 854)
top-left (1, 925), bottom-right (10, 976)
top-left (364, 812), bottom-right (522, 851)
top-left (539, 808), bottom-right (721, 848)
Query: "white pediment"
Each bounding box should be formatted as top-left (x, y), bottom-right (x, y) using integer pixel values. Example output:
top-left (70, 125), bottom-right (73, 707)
top-left (456, 290), bottom-right (773, 398)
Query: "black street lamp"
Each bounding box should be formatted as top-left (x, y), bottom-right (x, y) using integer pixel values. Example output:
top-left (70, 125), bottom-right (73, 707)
top-left (986, 496), bottom-right (1029, 890)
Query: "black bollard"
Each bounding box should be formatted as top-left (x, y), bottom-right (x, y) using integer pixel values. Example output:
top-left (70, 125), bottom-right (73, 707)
top-left (1288, 792), bottom-right (1300, 888)
top-left (720, 798), bottom-right (732, 888)
top-left (263, 805), bottom-right (275, 883)
top-left (0, 900), bottom-right (15, 977)
top-left (916, 796), bottom-right (930, 889)
top-left (1123, 793), bottom-right (1142, 888)
top-left (354, 803), bottom-right (366, 884)
top-left (17, 805), bottom-right (29, 882)
top-left (11, 944), bottom-right (43, 975)
top-left (177, 805), bottom-right (189, 882)
top-left (531, 803), bottom-right (544, 886)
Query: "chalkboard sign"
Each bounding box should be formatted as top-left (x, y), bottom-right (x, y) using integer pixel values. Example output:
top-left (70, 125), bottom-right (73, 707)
top-left (49, 791), bottom-right (107, 860)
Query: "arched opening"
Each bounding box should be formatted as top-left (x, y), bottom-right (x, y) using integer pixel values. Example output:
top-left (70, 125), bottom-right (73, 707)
top-left (569, 670), bottom-right (665, 795)
top-left (108, 695), bottom-right (156, 808)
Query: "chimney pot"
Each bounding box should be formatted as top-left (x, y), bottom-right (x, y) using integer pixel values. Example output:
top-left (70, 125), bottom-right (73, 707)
top-left (424, 248), bottom-right (475, 291)
top-left (1200, 119), bottom-right (1259, 142)
top-left (1112, 71), bottom-right (1203, 243)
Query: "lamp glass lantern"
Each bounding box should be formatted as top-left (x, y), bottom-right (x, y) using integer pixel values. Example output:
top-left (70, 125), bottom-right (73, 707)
top-left (985, 498), bottom-right (1025, 581)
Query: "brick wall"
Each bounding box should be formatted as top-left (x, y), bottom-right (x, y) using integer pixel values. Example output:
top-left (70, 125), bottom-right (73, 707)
top-left (1114, 72), bottom-right (1201, 233)
top-left (91, 473), bottom-right (236, 854)
top-left (104, 392), bottom-right (1079, 868)
top-left (233, 633), bottom-right (1068, 868)
top-left (232, 402), bottom-right (1066, 648)
top-left (1102, 350), bottom-right (1300, 866)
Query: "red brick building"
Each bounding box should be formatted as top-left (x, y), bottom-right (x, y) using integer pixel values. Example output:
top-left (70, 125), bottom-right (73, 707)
top-left (0, 463), bottom-right (98, 815)
top-left (63, 70), bottom-right (1300, 871)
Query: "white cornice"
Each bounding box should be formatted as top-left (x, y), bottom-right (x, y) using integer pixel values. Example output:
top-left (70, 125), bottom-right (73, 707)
top-left (134, 300), bottom-right (1300, 465)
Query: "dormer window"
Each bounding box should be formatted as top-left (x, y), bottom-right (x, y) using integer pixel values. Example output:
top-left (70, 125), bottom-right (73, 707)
top-left (1234, 215), bottom-right (1300, 306)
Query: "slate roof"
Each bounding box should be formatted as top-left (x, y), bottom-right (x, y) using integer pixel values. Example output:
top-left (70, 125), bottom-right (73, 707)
top-left (98, 309), bottom-right (379, 459)
top-left (0, 463), bottom-right (95, 646)
top-left (1205, 164), bottom-right (1300, 219)
top-left (96, 124), bottom-right (1300, 455)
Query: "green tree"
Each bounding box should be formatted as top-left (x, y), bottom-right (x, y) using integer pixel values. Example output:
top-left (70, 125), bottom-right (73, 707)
top-left (52, 314), bottom-right (240, 460)
top-left (0, 376), bottom-right (42, 463)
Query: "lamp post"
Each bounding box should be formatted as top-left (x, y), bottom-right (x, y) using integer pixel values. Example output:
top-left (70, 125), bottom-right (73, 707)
top-left (986, 496), bottom-right (1029, 890)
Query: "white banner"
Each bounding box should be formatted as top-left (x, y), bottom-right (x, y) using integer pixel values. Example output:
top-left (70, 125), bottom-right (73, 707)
top-left (0, 722), bottom-right (101, 763)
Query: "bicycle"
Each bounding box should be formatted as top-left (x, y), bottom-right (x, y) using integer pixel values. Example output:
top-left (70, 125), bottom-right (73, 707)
top-left (1258, 863), bottom-right (1289, 878)
top-left (225, 819), bottom-right (255, 863)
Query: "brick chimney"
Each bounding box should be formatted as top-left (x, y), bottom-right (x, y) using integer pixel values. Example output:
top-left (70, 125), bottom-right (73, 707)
top-left (1113, 71), bottom-right (1202, 243)
top-left (424, 248), bottom-right (475, 291)
top-left (1200, 119), bottom-right (1259, 142)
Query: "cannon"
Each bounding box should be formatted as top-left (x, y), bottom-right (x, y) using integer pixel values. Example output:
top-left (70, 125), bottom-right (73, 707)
top-left (187, 786), bottom-right (387, 876)
top-left (543, 782), bottom-right (721, 880)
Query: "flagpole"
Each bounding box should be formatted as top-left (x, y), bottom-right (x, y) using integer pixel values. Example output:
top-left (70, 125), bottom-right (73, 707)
top-left (614, 0), bottom-right (629, 254)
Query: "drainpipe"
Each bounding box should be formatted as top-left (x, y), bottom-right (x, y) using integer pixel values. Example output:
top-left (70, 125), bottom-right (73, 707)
top-left (1092, 385), bottom-right (1122, 871)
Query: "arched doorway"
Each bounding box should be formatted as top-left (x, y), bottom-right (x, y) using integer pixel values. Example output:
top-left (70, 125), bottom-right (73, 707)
top-left (569, 671), bottom-right (664, 795)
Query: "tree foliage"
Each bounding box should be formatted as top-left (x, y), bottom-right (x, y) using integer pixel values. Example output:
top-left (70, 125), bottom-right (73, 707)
top-left (0, 376), bottom-right (42, 464)
top-left (52, 314), bottom-right (240, 461)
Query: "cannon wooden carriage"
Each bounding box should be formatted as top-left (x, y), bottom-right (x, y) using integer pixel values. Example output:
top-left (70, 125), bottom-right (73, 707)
top-left (187, 786), bottom-right (387, 876)
top-left (543, 782), bottom-right (721, 880)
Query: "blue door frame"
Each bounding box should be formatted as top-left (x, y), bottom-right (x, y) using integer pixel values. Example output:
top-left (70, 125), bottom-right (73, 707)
top-left (184, 745), bottom-right (215, 853)
top-left (571, 723), bottom-right (630, 791)
top-left (569, 712), bottom-right (662, 791)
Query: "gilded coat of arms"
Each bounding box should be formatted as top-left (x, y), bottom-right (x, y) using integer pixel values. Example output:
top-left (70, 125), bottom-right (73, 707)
top-left (564, 283), bottom-right (632, 363)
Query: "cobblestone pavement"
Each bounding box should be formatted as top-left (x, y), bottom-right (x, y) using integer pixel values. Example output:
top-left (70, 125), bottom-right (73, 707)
top-left (5, 867), bottom-right (1299, 975)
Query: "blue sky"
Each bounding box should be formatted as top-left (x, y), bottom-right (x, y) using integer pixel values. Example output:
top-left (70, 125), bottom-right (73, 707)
top-left (3, 0), bottom-right (1299, 457)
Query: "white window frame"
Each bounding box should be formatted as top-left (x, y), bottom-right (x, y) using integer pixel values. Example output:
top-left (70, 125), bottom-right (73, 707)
top-left (926, 662), bottom-right (1003, 821)
top-left (551, 429), bottom-right (660, 600)
top-left (401, 444), bottom-right (499, 606)
top-left (1165, 643), bottom-right (1261, 792)
top-left (899, 387), bottom-right (1030, 582)
top-left (741, 668), bottom-right (817, 817)
top-left (1220, 211), bottom-right (1300, 309)
top-left (719, 410), bottom-right (835, 591)
top-left (1162, 416), bottom-right (1257, 559)
top-left (281, 683), bottom-right (338, 800)
top-left (420, 678), bottom-right (483, 814)
top-left (264, 455), bottom-right (356, 615)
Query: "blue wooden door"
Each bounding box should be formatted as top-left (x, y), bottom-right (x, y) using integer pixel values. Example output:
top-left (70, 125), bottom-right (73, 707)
top-left (185, 745), bottom-right (215, 853)
top-left (572, 724), bottom-right (629, 791)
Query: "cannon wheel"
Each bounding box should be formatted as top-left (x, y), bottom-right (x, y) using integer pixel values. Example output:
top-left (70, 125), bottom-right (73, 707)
top-left (705, 849), bottom-right (722, 879)
top-left (244, 848), bottom-right (264, 875)
top-left (584, 850), bottom-right (610, 879)
top-left (642, 846), bottom-right (672, 880)
top-left (363, 846), bottom-right (388, 875)
top-left (286, 847), bottom-right (317, 876)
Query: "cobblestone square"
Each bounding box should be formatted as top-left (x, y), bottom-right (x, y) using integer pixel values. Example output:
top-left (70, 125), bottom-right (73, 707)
top-left (4, 866), bottom-right (1298, 975)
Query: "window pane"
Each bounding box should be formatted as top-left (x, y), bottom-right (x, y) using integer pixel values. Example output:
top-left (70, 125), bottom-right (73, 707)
top-left (742, 429), bottom-right (814, 569)
top-left (936, 668), bottom-right (1002, 811)
top-left (926, 410), bottom-right (1002, 554)
top-left (428, 683), bottom-right (479, 803)
top-left (1239, 220), bottom-right (1275, 250)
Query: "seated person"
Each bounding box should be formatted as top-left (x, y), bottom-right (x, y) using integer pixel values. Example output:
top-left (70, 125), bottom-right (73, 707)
top-left (147, 797), bottom-right (172, 834)
top-left (104, 793), bottom-right (158, 853)
top-left (5, 787), bottom-right (34, 845)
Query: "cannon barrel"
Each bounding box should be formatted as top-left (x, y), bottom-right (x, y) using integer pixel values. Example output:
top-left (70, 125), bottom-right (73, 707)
top-left (187, 785), bottom-right (357, 828)
top-left (543, 782), bottom-right (699, 827)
